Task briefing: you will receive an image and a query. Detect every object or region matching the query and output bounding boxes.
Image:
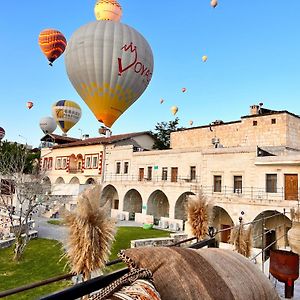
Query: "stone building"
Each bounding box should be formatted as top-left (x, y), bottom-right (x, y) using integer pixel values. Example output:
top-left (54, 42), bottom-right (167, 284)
top-left (41, 105), bottom-right (300, 247)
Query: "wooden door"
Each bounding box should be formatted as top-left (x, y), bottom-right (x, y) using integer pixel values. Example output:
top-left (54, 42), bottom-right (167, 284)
top-left (285, 174), bottom-right (298, 200)
top-left (171, 167), bottom-right (178, 182)
top-left (139, 168), bottom-right (144, 181)
top-left (220, 224), bottom-right (231, 243)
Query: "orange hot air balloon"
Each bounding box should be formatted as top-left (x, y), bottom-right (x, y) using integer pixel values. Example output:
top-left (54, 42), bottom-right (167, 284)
top-left (182, 88), bottom-right (187, 93)
top-left (160, 99), bottom-right (164, 104)
top-left (38, 29), bottom-right (67, 66)
top-left (27, 101), bottom-right (33, 109)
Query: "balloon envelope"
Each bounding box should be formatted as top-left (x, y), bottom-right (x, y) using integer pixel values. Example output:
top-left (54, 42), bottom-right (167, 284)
top-left (171, 106), bottom-right (178, 115)
top-left (94, 0), bottom-right (122, 21)
top-left (211, 0), bottom-right (218, 8)
top-left (27, 101), bottom-right (33, 109)
top-left (38, 29), bottom-right (67, 65)
top-left (189, 120), bottom-right (194, 126)
top-left (0, 127), bottom-right (5, 141)
top-left (182, 88), bottom-right (187, 93)
top-left (202, 55), bottom-right (208, 62)
top-left (65, 21), bottom-right (154, 128)
top-left (52, 100), bottom-right (81, 134)
top-left (160, 99), bottom-right (164, 104)
top-left (39, 117), bottom-right (57, 134)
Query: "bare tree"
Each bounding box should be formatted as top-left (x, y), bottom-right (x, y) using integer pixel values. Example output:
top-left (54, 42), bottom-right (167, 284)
top-left (0, 141), bottom-right (49, 261)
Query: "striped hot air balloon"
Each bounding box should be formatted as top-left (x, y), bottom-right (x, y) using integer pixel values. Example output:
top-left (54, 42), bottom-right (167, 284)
top-left (94, 0), bottom-right (122, 21)
top-left (38, 29), bottom-right (67, 66)
top-left (0, 127), bottom-right (5, 141)
top-left (52, 100), bottom-right (81, 135)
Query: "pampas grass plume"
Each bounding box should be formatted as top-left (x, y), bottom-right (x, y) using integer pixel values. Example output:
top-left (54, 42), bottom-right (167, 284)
top-left (63, 185), bottom-right (116, 280)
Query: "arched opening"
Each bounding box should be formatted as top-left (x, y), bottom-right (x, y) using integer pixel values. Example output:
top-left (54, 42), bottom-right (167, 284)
top-left (86, 178), bottom-right (96, 184)
top-left (212, 206), bottom-right (234, 243)
top-left (55, 177), bottom-right (65, 184)
top-left (147, 190), bottom-right (169, 224)
top-left (42, 176), bottom-right (51, 186)
top-left (69, 154), bottom-right (77, 173)
top-left (175, 192), bottom-right (195, 220)
top-left (69, 177), bottom-right (80, 184)
top-left (101, 185), bottom-right (119, 210)
top-left (252, 210), bottom-right (291, 251)
top-left (123, 189), bottom-right (142, 220)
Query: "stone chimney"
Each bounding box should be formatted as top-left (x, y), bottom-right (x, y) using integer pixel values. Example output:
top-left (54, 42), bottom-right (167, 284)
top-left (250, 104), bottom-right (259, 115)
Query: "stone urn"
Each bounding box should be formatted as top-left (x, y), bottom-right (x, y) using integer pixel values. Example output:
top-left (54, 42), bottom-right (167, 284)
top-left (288, 221), bottom-right (300, 255)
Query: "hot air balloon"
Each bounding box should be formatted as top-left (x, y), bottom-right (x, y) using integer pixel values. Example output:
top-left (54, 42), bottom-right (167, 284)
top-left (52, 100), bottom-right (81, 135)
top-left (171, 106), bottom-right (178, 115)
top-left (189, 120), bottom-right (194, 126)
top-left (94, 0), bottom-right (122, 21)
top-left (39, 117), bottom-right (57, 134)
top-left (27, 101), bottom-right (33, 109)
top-left (38, 29), bottom-right (67, 66)
top-left (211, 0), bottom-right (218, 8)
top-left (160, 99), bottom-right (164, 104)
top-left (65, 7), bottom-right (154, 128)
top-left (182, 88), bottom-right (187, 93)
top-left (202, 55), bottom-right (208, 62)
top-left (0, 127), bottom-right (5, 141)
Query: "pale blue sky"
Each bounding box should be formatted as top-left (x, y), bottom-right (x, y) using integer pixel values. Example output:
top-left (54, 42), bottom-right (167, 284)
top-left (1, 1), bottom-right (300, 147)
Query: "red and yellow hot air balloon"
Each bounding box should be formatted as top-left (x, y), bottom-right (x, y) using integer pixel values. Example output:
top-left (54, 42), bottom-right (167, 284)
top-left (27, 101), bottom-right (33, 109)
top-left (38, 29), bottom-right (67, 66)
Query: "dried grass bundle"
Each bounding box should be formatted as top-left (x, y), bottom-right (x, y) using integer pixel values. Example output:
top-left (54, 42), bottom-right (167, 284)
top-left (230, 221), bottom-right (253, 258)
top-left (290, 208), bottom-right (300, 222)
top-left (63, 185), bottom-right (116, 280)
top-left (186, 193), bottom-right (213, 241)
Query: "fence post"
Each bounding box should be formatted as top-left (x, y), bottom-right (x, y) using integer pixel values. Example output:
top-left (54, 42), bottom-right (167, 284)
top-left (261, 212), bottom-right (265, 273)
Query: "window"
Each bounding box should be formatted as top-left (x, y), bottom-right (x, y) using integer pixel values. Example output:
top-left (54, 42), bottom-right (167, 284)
top-left (113, 199), bottom-right (119, 210)
top-left (78, 161), bottom-right (82, 170)
top-left (48, 158), bottom-right (53, 170)
top-left (253, 120), bottom-right (257, 126)
top-left (56, 158), bottom-right (61, 169)
top-left (62, 158), bottom-right (67, 169)
top-left (85, 156), bottom-right (91, 169)
top-left (162, 167), bottom-right (168, 181)
top-left (271, 118), bottom-right (276, 124)
top-left (171, 167), bottom-right (178, 182)
top-left (92, 156), bottom-right (98, 169)
top-left (0, 179), bottom-right (15, 195)
top-left (147, 167), bottom-right (152, 180)
top-left (190, 166), bottom-right (196, 180)
top-left (139, 168), bottom-right (144, 181)
top-left (43, 158), bottom-right (48, 170)
top-left (266, 174), bottom-right (277, 193)
top-left (124, 162), bottom-right (129, 174)
top-left (234, 176), bottom-right (242, 194)
top-left (214, 175), bottom-right (222, 192)
top-left (116, 162), bottom-right (121, 174)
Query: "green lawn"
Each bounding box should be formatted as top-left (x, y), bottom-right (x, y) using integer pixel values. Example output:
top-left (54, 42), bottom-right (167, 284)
top-left (47, 219), bottom-right (64, 226)
top-left (0, 239), bottom-right (71, 300)
top-left (0, 227), bottom-right (170, 299)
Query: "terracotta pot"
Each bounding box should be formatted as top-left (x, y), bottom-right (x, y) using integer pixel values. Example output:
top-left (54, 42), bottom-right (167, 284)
top-left (288, 221), bottom-right (300, 255)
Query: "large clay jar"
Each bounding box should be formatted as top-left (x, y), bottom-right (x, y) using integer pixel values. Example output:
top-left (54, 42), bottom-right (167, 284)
top-left (288, 221), bottom-right (300, 255)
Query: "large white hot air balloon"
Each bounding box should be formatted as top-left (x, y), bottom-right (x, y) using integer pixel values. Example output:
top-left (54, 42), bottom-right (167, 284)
top-left (65, 21), bottom-right (154, 128)
top-left (39, 116), bottom-right (57, 134)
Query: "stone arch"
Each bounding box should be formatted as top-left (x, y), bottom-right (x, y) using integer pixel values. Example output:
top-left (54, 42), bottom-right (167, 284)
top-left (86, 178), bottom-right (96, 184)
top-left (101, 184), bottom-right (119, 210)
top-left (123, 189), bottom-right (142, 220)
top-left (175, 192), bottom-right (195, 220)
top-left (42, 176), bottom-right (51, 185)
top-left (147, 190), bottom-right (169, 224)
top-left (69, 176), bottom-right (80, 184)
top-left (212, 206), bottom-right (234, 243)
top-left (55, 177), bottom-right (65, 184)
top-left (252, 210), bottom-right (291, 249)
